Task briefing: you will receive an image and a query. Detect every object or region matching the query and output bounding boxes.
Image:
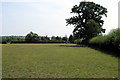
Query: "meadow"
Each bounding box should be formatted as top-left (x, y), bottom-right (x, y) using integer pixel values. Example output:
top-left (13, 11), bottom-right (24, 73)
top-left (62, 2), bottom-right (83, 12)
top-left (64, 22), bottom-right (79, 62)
top-left (2, 44), bottom-right (118, 78)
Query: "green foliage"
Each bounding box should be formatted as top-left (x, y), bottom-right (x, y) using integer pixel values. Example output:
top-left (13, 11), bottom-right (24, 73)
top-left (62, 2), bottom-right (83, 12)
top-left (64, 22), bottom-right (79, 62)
top-left (56, 36), bottom-right (62, 40)
top-left (40, 36), bottom-right (50, 40)
top-left (25, 32), bottom-right (40, 42)
top-left (74, 38), bottom-right (84, 44)
top-left (62, 36), bottom-right (68, 41)
top-left (11, 40), bottom-right (25, 43)
top-left (89, 28), bottom-right (120, 50)
top-left (107, 29), bottom-right (120, 48)
top-left (85, 19), bottom-right (102, 38)
top-left (66, 1), bottom-right (107, 39)
top-left (51, 36), bottom-right (56, 40)
top-left (69, 34), bottom-right (74, 43)
top-left (1, 35), bottom-right (69, 43)
top-left (0, 37), bottom-right (2, 43)
top-left (1, 36), bottom-right (25, 44)
top-left (89, 35), bottom-right (108, 45)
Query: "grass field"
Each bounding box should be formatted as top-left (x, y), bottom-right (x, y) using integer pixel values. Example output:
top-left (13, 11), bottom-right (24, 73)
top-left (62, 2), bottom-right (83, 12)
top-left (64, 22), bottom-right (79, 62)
top-left (2, 44), bottom-right (118, 78)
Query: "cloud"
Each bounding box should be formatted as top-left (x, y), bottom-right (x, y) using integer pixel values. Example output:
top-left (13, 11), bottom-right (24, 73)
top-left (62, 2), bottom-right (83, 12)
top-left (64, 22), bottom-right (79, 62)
top-left (1, 0), bottom-right (119, 36)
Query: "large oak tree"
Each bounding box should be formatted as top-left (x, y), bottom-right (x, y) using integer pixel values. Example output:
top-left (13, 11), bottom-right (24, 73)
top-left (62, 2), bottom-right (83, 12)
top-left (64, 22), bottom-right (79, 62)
top-left (66, 1), bottom-right (107, 40)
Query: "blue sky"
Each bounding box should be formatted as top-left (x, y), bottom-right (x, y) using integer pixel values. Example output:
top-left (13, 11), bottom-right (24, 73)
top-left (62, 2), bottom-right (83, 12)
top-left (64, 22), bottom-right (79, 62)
top-left (1, 0), bottom-right (119, 37)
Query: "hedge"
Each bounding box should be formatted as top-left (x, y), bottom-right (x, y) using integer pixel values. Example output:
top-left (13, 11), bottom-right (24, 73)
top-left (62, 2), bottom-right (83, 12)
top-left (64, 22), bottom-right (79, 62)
top-left (89, 28), bottom-right (120, 51)
top-left (1, 40), bottom-right (68, 44)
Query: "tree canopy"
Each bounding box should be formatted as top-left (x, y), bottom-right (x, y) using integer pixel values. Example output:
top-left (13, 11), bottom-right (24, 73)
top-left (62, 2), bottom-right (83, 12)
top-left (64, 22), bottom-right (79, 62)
top-left (66, 1), bottom-right (107, 40)
top-left (25, 32), bottom-right (40, 42)
top-left (69, 34), bottom-right (74, 43)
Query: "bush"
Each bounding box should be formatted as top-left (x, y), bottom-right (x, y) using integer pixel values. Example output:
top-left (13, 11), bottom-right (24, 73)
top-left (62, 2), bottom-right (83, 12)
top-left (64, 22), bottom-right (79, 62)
top-left (74, 38), bottom-right (84, 44)
top-left (10, 40), bottom-right (67, 43)
top-left (89, 28), bottom-right (120, 51)
top-left (107, 29), bottom-right (120, 48)
top-left (89, 35), bottom-right (108, 46)
top-left (11, 40), bottom-right (26, 43)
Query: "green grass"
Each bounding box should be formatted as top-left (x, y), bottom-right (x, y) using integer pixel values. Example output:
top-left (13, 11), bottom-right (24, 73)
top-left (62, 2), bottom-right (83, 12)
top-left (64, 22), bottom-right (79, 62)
top-left (2, 44), bottom-right (118, 78)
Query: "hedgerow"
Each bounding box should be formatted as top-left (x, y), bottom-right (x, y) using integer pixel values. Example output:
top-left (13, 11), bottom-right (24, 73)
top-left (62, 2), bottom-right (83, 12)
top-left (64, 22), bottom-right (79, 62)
top-left (89, 28), bottom-right (120, 51)
top-left (74, 38), bottom-right (84, 44)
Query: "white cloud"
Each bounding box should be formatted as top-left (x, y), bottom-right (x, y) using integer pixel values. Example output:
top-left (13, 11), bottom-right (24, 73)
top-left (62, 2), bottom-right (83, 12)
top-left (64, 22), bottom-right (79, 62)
top-left (1, 0), bottom-right (119, 36)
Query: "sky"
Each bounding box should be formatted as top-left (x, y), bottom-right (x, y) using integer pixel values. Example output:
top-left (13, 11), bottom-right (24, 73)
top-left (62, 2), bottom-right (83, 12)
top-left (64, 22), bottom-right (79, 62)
top-left (0, 0), bottom-right (119, 37)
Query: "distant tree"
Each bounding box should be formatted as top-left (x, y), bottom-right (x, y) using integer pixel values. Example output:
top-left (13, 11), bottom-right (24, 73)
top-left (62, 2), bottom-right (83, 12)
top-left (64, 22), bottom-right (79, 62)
top-left (51, 36), bottom-right (56, 40)
top-left (25, 32), bottom-right (40, 42)
top-left (41, 36), bottom-right (50, 40)
top-left (45, 36), bottom-right (50, 40)
top-left (6, 38), bottom-right (11, 43)
top-left (41, 36), bottom-right (44, 40)
top-left (62, 36), bottom-right (68, 41)
top-left (69, 34), bottom-right (74, 43)
top-left (66, 1), bottom-right (107, 40)
top-left (6, 36), bottom-right (13, 43)
top-left (56, 36), bottom-right (61, 40)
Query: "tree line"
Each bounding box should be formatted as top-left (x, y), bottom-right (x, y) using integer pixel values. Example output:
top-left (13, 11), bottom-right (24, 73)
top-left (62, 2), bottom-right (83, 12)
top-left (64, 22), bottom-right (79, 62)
top-left (1, 1), bottom-right (119, 53)
top-left (1, 1), bottom-right (108, 44)
top-left (0, 32), bottom-right (69, 44)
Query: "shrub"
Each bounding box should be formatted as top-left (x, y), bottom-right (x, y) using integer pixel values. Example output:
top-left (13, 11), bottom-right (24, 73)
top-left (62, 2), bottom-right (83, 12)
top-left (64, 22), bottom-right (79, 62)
top-left (11, 40), bottom-right (26, 43)
top-left (107, 29), bottom-right (120, 48)
top-left (89, 35), bottom-right (108, 46)
top-left (89, 28), bottom-right (120, 51)
top-left (74, 38), bottom-right (84, 44)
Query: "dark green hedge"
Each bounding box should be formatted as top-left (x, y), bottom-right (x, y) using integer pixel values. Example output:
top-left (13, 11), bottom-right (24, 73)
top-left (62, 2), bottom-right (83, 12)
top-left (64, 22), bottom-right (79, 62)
top-left (89, 28), bottom-right (120, 51)
top-left (10, 40), bottom-right (67, 43)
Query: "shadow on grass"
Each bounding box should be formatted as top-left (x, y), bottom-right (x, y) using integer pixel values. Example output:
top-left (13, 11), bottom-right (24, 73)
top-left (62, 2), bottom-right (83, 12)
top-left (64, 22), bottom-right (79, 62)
top-left (59, 44), bottom-right (119, 58)
top-left (87, 46), bottom-right (119, 58)
top-left (59, 44), bottom-right (88, 47)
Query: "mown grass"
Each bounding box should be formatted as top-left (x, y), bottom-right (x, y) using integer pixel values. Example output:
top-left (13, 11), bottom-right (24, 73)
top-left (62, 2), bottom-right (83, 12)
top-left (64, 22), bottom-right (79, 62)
top-left (2, 44), bottom-right (118, 78)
